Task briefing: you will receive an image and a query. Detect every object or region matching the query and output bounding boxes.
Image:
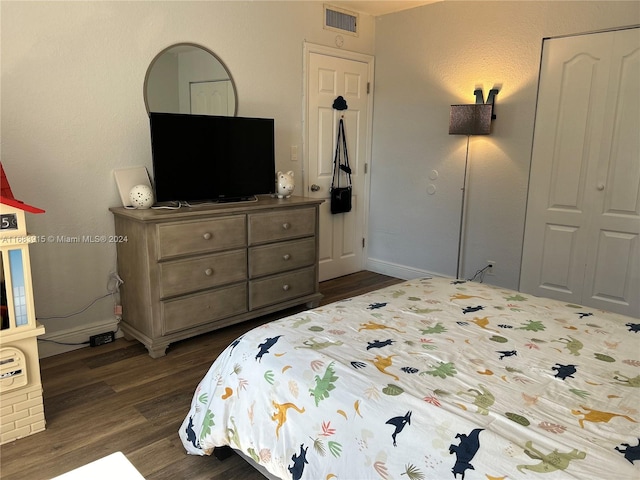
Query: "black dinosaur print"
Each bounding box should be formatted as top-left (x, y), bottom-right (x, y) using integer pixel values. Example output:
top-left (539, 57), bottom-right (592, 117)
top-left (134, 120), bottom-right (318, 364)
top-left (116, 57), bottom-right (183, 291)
top-left (625, 322), bottom-right (640, 333)
top-left (255, 335), bottom-right (282, 362)
top-left (497, 350), bottom-right (517, 360)
top-left (449, 428), bottom-right (483, 479)
top-left (552, 363), bottom-right (577, 380)
top-left (185, 416), bottom-right (200, 449)
top-left (367, 339), bottom-right (395, 350)
top-left (615, 438), bottom-right (640, 464)
top-left (463, 306), bottom-right (484, 314)
top-left (288, 444), bottom-right (309, 480)
top-left (385, 411), bottom-right (411, 446)
top-left (368, 302), bottom-right (388, 310)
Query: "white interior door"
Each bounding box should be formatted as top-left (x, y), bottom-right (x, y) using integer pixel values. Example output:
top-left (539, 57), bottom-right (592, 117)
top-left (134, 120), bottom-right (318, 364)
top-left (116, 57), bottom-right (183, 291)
top-left (521, 28), bottom-right (639, 318)
top-left (190, 80), bottom-right (231, 115)
top-left (304, 43), bottom-right (374, 281)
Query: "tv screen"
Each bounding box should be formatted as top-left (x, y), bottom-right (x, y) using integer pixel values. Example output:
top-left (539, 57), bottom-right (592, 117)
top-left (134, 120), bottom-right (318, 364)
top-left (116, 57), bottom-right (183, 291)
top-left (149, 113), bottom-right (276, 203)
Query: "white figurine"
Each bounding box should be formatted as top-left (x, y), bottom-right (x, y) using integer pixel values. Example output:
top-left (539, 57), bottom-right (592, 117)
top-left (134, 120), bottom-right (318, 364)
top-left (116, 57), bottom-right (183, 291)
top-left (129, 184), bottom-right (154, 209)
top-left (276, 171), bottom-right (294, 198)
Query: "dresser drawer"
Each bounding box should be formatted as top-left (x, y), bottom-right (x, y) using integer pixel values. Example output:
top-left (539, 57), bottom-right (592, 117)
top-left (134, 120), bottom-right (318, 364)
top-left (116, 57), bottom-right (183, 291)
top-left (162, 283), bottom-right (247, 334)
top-left (248, 207), bottom-right (315, 245)
top-left (249, 267), bottom-right (315, 310)
top-left (157, 216), bottom-right (246, 259)
top-left (249, 237), bottom-right (315, 278)
top-left (159, 250), bottom-right (247, 298)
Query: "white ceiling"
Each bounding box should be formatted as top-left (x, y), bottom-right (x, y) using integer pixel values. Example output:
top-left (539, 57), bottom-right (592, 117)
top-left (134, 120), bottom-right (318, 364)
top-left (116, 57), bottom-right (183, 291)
top-left (329, 1), bottom-right (439, 17)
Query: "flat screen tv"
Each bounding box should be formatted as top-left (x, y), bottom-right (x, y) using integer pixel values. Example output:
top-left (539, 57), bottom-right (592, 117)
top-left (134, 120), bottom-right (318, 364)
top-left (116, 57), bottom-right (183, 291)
top-left (149, 112), bottom-right (276, 203)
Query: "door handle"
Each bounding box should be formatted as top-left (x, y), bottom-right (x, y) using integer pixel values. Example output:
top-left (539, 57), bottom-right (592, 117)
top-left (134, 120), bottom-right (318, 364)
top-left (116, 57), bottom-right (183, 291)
top-left (310, 184), bottom-right (320, 192)
top-left (597, 183), bottom-right (605, 191)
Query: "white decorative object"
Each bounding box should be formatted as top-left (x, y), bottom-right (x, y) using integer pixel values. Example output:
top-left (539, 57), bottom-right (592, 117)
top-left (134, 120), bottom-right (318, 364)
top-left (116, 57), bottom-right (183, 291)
top-left (276, 171), bottom-right (294, 199)
top-left (114, 166), bottom-right (152, 207)
top-left (129, 184), bottom-right (154, 209)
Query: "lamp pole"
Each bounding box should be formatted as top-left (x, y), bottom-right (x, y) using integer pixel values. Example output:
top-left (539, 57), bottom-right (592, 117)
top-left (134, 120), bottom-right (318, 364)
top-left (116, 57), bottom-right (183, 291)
top-left (456, 135), bottom-right (471, 280)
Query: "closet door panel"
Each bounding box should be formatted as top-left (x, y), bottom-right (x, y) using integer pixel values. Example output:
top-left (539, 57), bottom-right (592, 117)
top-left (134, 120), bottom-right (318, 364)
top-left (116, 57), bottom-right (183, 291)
top-left (521, 28), bottom-right (639, 318)
top-left (521, 32), bottom-right (610, 303)
top-left (584, 28), bottom-right (640, 315)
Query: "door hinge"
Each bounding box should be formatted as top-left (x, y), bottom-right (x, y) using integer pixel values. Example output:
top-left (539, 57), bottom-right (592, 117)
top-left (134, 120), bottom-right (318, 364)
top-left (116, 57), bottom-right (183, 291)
top-left (362, 237), bottom-right (366, 248)
top-left (367, 82), bottom-right (371, 94)
top-left (364, 163), bottom-right (368, 174)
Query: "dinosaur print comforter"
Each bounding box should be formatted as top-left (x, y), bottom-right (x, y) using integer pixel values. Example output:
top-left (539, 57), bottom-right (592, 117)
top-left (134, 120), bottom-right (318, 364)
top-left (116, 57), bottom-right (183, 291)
top-left (179, 277), bottom-right (640, 479)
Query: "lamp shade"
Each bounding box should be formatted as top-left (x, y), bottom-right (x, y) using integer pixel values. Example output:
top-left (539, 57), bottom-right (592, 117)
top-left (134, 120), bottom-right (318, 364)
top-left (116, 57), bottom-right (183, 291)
top-left (449, 104), bottom-right (492, 135)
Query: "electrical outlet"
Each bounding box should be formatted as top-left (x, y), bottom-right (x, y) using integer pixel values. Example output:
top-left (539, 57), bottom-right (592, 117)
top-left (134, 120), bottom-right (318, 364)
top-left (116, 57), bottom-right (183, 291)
top-left (487, 261), bottom-right (496, 275)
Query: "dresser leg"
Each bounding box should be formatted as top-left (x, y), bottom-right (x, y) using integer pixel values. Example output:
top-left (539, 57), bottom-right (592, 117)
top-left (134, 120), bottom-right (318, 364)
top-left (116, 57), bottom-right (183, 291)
top-left (146, 344), bottom-right (168, 358)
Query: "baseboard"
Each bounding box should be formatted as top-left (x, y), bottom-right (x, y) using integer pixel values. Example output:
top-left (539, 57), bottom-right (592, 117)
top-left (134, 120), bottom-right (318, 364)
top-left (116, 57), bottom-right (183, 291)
top-left (37, 318), bottom-right (122, 358)
top-left (366, 257), bottom-right (443, 281)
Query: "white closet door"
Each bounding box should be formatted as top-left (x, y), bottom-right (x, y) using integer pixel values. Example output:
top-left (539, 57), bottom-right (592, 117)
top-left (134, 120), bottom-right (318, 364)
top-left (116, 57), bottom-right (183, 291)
top-left (521, 28), bottom-right (639, 318)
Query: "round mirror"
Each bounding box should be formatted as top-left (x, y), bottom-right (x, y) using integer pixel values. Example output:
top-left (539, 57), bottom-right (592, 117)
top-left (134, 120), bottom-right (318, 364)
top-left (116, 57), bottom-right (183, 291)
top-left (144, 43), bottom-right (237, 116)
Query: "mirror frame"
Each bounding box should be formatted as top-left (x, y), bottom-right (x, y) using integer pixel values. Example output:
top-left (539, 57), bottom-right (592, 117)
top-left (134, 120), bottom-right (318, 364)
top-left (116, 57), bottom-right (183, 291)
top-left (144, 42), bottom-right (238, 116)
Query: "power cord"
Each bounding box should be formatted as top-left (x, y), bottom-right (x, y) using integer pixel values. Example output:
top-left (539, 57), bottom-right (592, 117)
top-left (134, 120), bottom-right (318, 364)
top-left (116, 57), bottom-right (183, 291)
top-left (467, 263), bottom-right (493, 283)
top-left (36, 272), bottom-right (124, 346)
top-left (37, 272), bottom-right (123, 321)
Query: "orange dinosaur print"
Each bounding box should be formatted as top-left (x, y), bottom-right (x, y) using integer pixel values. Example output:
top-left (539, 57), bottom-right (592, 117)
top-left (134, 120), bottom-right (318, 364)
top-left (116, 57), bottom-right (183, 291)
top-left (571, 405), bottom-right (637, 428)
top-left (358, 321), bottom-right (404, 333)
top-left (271, 400), bottom-right (305, 438)
top-left (450, 293), bottom-right (489, 301)
top-left (471, 316), bottom-right (499, 332)
top-left (371, 354), bottom-right (399, 380)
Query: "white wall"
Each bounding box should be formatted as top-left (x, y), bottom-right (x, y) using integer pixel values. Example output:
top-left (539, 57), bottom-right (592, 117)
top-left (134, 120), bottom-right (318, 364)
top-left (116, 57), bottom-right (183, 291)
top-left (1, 1), bottom-right (375, 355)
top-left (369, 1), bottom-right (639, 288)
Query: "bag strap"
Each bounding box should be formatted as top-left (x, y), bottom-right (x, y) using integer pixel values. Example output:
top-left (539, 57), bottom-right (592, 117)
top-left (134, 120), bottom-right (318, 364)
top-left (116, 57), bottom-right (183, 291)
top-left (331, 118), bottom-right (351, 190)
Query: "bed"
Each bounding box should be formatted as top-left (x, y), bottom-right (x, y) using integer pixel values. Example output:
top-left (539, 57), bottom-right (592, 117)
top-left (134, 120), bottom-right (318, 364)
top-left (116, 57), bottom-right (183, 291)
top-left (179, 276), bottom-right (640, 479)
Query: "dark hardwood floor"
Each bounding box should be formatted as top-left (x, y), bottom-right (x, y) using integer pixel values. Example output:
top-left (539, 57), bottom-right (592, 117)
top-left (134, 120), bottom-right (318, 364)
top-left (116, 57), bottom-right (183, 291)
top-left (0, 271), bottom-right (402, 480)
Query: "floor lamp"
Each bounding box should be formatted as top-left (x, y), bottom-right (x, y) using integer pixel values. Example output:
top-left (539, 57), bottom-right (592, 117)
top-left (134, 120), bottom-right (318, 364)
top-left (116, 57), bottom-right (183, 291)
top-left (449, 103), bottom-right (493, 279)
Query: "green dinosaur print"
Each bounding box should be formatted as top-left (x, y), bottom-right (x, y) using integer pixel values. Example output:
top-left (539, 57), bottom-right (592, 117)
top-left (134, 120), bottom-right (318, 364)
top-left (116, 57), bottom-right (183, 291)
top-left (295, 337), bottom-right (344, 350)
top-left (409, 306), bottom-right (443, 315)
top-left (613, 371), bottom-right (640, 387)
top-left (505, 294), bottom-right (528, 301)
top-left (291, 316), bottom-right (312, 328)
top-left (226, 416), bottom-right (241, 449)
top-left (518, 320), bottom-right (546, 331)
top-left (246, 447), bottom-right (260, 463)
top-left (310, 361), bottom-right (338, 406)
top-left (391, 289), bottom-right (406, 298)
top-left (421, 361), bottom-right (457, 379)
top-left (458, 384), bottom-right (495, 415)
top-left (553, 336), bottom-right (583, 356)
top-left (420, 322), bottom-right (447, 334)
top-left (200, 410), bottom-right (215, 441)
top-left (517, 441), bottom-right (586, 474)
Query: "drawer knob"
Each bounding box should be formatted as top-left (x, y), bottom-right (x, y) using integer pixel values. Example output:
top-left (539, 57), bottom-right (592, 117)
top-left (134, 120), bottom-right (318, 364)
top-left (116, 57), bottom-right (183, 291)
top-left (282, 254), bottom-right (291, 261)
top-left (282, 284), bottom-right (290, 291)
top-left (282, 222), bottom-right (290, 230)
top-left (203, 232), bottom-right (212, 240)
top-left (204, 268), bottom-right (214, 276)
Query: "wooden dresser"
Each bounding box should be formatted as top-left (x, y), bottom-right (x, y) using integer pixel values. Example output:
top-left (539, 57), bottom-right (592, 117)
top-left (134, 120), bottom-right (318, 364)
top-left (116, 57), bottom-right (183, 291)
top-left (110, 196), bottom-right (323, 357)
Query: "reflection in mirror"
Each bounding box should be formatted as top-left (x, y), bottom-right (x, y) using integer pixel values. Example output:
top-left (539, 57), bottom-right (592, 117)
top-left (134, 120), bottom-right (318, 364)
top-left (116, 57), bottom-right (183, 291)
top-left (144, 43), bottom-right (237, 116)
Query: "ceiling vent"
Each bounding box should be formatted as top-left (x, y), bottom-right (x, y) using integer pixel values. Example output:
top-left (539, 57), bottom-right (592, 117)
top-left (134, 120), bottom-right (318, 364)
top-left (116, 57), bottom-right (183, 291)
top-left (324, 4), bottom-right (358, 36)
